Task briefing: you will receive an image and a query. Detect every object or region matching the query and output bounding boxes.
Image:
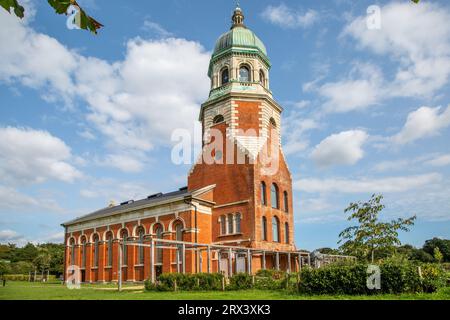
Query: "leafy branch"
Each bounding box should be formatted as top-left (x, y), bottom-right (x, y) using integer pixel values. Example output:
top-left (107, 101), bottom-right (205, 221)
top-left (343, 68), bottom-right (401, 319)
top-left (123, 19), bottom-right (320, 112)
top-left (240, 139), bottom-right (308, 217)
top-left (0, 0), bottom-right (103, 34)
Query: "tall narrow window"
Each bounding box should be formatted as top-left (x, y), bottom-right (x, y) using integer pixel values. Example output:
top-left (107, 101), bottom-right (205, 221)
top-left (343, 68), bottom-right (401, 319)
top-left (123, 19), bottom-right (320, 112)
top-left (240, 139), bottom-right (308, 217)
top-left (227, 213), bottom-right (234, 234)
top-left (81, 237), bottom-right (86, 268)
top-left (284, 191), bottom-right (289, 213)
top-left (259, 70), bottom-right (265, 86)
top-left (220, 215), bottom-right (226, 235)
top-left (272, 216), bottom-right (280, 243)
top-left (175, 222), bottom-right (183, 241)
top-left (155, 224), bottom-right (163, 264)
top-left (285, 222), bottom-right (289, 244)
top-left (235, 213), bottom-right (241, 233)
top-left (271, 183), bottom-right (279, 209)
top-left (70, 238), bottom-right (75, 265)
top-left (121, 230), bottom-right (128, 265)
top-left (262, 217), bottom-right (267, 241)
top-left (106, 232), bottom-right (113, 266)
top-left (137, 227), bottom-right (145, 265)
top-left (239, 66), bottom-right (250, 82)
top-left (93, 234), bottom-right (99, 268)
top-left (221, 68), bottom-right (229, 85)
top-left (261, 182), bottom-right (267, 206)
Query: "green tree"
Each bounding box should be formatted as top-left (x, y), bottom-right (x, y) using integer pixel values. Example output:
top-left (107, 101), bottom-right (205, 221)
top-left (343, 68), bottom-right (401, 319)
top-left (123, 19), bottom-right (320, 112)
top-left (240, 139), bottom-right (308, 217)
top-left (0, 0), bottom-right (102, 33)
top-left (338, 194), bottom-right (416, 263)
top-left (434, 247), bottom-right (443, 263)
top-left (0, 260), bottom-right (11, 277)
top-left (33, 248), bottom-right (52, 272)
top-left (10, 261), bottom-right (33, 274)
top-left (423, 238), bottom-right (450, 262)
top-left (316, 247), bottom-right (340, 255)
top-left (11, 243), bottom-right (38, 263)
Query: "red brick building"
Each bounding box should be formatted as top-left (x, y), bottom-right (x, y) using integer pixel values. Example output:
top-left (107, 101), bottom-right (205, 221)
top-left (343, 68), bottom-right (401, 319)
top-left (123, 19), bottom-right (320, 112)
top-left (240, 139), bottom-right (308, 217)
top-left (63, 6), bottom-right (304, 283)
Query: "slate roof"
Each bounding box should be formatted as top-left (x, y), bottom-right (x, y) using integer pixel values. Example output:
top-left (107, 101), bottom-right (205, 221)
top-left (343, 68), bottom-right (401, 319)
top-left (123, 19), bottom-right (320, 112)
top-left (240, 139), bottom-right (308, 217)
top-left (62, 187), bottom-right (191, 227)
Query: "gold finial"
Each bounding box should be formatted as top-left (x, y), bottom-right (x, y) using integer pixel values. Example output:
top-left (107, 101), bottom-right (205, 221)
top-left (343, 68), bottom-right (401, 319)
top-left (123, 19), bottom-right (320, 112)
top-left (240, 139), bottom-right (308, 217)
top-left (232, 3), bottom-right (245, 28)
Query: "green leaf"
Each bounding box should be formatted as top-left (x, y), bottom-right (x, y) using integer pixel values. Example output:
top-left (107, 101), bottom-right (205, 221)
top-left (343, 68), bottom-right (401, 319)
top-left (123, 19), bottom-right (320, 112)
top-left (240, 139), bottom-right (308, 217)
top-left (0, 0), bottom-right (25, 18)
top-left (47, 0), bottom-right (103, 34)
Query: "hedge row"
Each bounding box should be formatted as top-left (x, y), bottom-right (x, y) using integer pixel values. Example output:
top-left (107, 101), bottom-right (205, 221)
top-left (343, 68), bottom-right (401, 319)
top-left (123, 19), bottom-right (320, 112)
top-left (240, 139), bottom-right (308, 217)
top-left (2, 274), bottom-right (57, 281)
top-left (145, 273), bottom-right (224, 292)
top-left (299, 262), bottom-right (446, 295)
top-left (145, 271), bottom-right (297, 292)
top-left (145, 263), bottom-right (447, 295)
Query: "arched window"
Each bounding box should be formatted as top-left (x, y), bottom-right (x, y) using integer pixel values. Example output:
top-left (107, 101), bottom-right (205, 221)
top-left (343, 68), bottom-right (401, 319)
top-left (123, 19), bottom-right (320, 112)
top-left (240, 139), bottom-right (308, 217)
top-left (261, 182), bottom-right (267, 206)
top-left (227, 213), bottom-right (234, 234)
top-left (154, 224), bottom-right (163, 264)
top-left (284, 191), bottom-right (289, 213)
top-left (272, 216), bottom-right (280, 243)
top-left (174, 222), bottom-right (183, 241)
top-left (120, 229), bottom-right (128, 265)
top-left (235, 213), bottom-right (241, 233)
top-left (93, 234), bottom-right (99, 268)
top-left (106, 232), bottom-right (113, 267)
top-left (261, 217), bottom-right (267, 241)
top-left (220, 215), bottom-right (226, 235)
top-left (285, 222), bottom-right (289, 244)
top-left (239, 65), bottom-right (250, 82)
top-left (271, 183), bottom-right (279, 209)
top-left (213, 115), bottom-right (224, 124)
top-left (221, 68), bottom-right (229, 85)
top-left (81, 237), bottom-right (86, 268)
top-left (137, 227), bottom-right (145, 265)
top-left (270, 117), bottom-right (277, 128)
top-left (69, 238), bottom-right (75, 265)
top-left (259, 70), bottom-right (265, 86)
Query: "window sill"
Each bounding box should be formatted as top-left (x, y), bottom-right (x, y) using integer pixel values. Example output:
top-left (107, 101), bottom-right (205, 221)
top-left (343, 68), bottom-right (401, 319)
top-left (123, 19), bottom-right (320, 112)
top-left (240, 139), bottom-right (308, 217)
top-left (218, 233), bottom-right (243, 238)
top-left (105, 266), bottom-right (112, 269)
top-left (135, 264), bottom-right (144, 267)
top-left (91, 267), bottom-right (98, 270)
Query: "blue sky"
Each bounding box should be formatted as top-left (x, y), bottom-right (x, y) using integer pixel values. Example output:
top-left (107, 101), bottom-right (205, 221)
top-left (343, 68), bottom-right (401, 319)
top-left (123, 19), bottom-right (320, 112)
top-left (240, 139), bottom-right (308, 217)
top-left (0, 0), bottom-right (449, 250)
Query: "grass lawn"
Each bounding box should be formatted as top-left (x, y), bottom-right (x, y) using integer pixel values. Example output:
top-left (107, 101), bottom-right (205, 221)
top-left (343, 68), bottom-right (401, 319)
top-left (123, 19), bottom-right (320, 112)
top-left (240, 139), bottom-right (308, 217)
top-left (1, 281), bottom-right (449, 300)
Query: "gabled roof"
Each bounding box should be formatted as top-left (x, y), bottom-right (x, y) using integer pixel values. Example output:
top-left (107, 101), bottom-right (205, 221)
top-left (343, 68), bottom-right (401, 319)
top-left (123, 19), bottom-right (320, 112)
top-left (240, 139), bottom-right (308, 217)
top-left (62, 185), bottom-right (216, 227)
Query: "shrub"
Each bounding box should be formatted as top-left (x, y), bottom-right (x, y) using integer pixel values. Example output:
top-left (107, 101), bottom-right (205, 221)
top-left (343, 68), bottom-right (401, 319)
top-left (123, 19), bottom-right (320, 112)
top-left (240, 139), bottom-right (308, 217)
top-left (379, 262), bottom-right (422, 294)
top-left (299, 264), bottom-right (369, 295)
top-left (145, 273), bottom-right (224, 292)
top-left (255, 269), bottom-right (286, 279)
top-left (420, 263), bottom-right (446, 293)
top-left (298, 262), bottom-right (447, 295)
top-left (228, 273), bottom-right (253, 290)
top-left (3, 274), bottom-right (56, 281)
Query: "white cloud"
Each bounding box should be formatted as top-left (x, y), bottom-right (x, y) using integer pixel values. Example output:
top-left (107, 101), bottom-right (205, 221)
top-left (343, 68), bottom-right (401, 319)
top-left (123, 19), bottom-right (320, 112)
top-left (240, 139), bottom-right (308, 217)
top-left (319, 63), bottom-right (382, 113)
top-left (0, 185), bottom-right (63, 213)
top-left (341, 2), bottom-right (450, 103)
top-left (0, 7), bottom-right (77, 105)
top-left (0, 9), bottom-right (211, 173)
top-left (294, 173), bottom-right (442, 194)
top-left (261, 4), bottom-right (318, 29)
top-left (311, 130), bottom-right (368, 167)
top-left (283, 117), bottom-right (319, 155)
top-left (0, 229), bottom-right (24, 242)
top-left (392, 105), bottom-right (450, 144)
top-left (0, 127), bottom-right (82, 185)
top-left (142, 20), bottom-right (173, 38)
top-left (426, 154), bottom-right (450, 167)
top-left (99, 154), bottom-right (145, 173)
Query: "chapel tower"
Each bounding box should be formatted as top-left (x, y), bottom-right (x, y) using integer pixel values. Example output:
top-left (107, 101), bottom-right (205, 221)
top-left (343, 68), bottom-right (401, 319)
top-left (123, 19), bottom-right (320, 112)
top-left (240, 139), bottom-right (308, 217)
top-left (188, 5), bottom-right (295, 259)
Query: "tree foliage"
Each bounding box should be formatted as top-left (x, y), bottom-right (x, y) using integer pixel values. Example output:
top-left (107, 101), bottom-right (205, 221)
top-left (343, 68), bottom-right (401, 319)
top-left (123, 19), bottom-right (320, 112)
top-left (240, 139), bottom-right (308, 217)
top-left (338, 194), bottom-right (416, 262)
top-left (423, 238), bottom-right (450, 262)
top-left (0, 0), bottom-right (102, 34)
top-left (0, 243), bottom-right (64, 275)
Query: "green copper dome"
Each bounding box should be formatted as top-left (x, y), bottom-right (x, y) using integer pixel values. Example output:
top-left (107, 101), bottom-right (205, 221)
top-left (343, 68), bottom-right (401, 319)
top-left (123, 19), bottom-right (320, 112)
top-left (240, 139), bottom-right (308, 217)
top-left (210, 6), bottom-right (270, 66)
top-left (213, 26), bottom-right (268, 58)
